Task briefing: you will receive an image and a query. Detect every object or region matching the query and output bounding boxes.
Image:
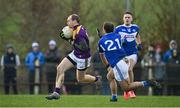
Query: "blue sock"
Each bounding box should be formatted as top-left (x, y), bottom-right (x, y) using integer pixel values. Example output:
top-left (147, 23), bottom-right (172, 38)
top-left (142, 81), bottom-right (150, 87)
top-left (112, 95), bottom-right (117, 100)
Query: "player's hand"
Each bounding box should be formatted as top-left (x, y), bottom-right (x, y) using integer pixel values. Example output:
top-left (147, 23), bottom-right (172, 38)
top-left (68, 39), bottom-right (73, 45)
top-left (137, 44), bottom-right (143, 51)
top-left (59, 31), bottom-right (73, 44)
top-left (59, 31), bottom-right (67, 40)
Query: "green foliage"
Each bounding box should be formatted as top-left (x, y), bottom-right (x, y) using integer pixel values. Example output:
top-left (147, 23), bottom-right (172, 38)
top-left (79, 0), bottom-right (124, 53)
top-left (134, 0), bottom-right (180, 50)
top-left (0, 0), bottom-right (179, 57)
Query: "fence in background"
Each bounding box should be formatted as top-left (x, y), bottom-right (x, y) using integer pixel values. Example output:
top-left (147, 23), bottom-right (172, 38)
top-left (0, 63), bottom-right (180, 95)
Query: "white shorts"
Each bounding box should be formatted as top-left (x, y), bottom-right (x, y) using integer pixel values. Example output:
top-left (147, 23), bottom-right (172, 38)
top-left (67, 51), bottom-right (91, 71)
top-left (113, 59), bottom-right (129, 82)
top-left (126, 54), bottom-right (138, 64)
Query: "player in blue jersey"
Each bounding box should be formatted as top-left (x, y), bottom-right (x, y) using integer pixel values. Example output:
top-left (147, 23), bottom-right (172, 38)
top-left (108, 11), bottom-right (142, 100)
top-left (46, 14), bottom-right (101, 100)
top-left (98, 22), bottom-right (161, 101)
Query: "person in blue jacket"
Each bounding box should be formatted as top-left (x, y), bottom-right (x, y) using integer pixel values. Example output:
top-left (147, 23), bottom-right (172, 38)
top-left (25, 42), bottom-right (45, 94)
top-left (163, 40), bottom-right (179, 64)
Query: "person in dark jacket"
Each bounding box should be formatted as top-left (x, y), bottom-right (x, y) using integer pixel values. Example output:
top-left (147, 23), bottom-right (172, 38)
top-left (45, 40), bottom-right (61, 93)
top-left (1, 44), bottom-right (20, 94)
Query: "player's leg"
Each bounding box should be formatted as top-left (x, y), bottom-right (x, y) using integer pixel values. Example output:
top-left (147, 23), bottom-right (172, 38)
top-left (119, 79), bottom-right (161, 92)
top-left (107, 70), bottom-right (118, 102)
top-left (55, 57), bottom-right (74, 88)
top-left (125, 54), bottom-right (137, 99)
top-left (128, 58), bottom-right (136, 83)
top-left (76, 57), bottom-right (100, 83)
top-left (113, 59), bottom-right (131, 100)
top-left (120, 79), bottom-right (142, 91)
top-left (46, 57), bottom-right (74, 100)
top-left (76, 69), bottom-right (98, 83)
top-left (113, 59), bottom-right (161, 100)
top-left (126, 58), bottom-right (136, 97)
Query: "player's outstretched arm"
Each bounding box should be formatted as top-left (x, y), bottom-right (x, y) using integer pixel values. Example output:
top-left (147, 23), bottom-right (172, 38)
top-left (96, 28), bottom-right (102, 38)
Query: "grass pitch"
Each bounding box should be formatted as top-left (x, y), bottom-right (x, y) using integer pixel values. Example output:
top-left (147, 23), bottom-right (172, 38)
top-left (0, 95), bottom-right (180, 107)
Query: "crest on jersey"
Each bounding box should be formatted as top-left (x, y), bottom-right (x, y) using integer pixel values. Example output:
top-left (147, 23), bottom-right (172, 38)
top-left (127, 29), bottom-right (131, 32)
top-left (132, 29), bottom-right (136, 32)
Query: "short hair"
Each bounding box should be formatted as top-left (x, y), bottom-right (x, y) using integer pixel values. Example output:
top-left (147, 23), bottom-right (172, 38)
top-left (103, 22), bottom-right (114, 33)
top-left (124, 11), bottom-right (133, 16)
top-left (71, 14), bottom-right (80, 23)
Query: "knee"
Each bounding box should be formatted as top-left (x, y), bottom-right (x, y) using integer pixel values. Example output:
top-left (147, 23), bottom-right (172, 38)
top-left (128, 68), bottom-right (133, 73)
top-left (107, 72), bottom-right (114, 81)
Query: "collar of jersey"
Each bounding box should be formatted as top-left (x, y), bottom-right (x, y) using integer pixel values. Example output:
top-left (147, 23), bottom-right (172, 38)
top-left (123, 24), bottom-right (132, 27)
top-left (73, 24), bottom-right (80, 30)
top-left (103, 32), bottom-right (114, 37)
top-left (72, 25), bottom-right (82, 40)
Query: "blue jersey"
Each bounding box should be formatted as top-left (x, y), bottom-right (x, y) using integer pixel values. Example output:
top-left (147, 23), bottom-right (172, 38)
top-left (115, 24), bottom-right (140, 56)
top-left (98, 33), bottom-right (126, 68)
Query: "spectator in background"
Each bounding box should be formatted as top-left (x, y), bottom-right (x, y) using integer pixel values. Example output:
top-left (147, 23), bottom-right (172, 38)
top-left (141, 44), bottom-right (164, 95)
top-left (154, 45), bottom-right (165, 95)
top-left (141, 44), bottom-right (155, 80)
top-left (163, 40), bottom-right (180, 95)
top-left (25, 42), bottom-right (45, 94)
top-left (1, 44), bottom-right (20, 94)
top-left (45, 40), bottom-right (61, 93)
top-left (141, 44), bottom-right (165, 95)
top-left (163, 40), bottom-right (180, 64)
top-left (154, 45), bottom-right (165, 79)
